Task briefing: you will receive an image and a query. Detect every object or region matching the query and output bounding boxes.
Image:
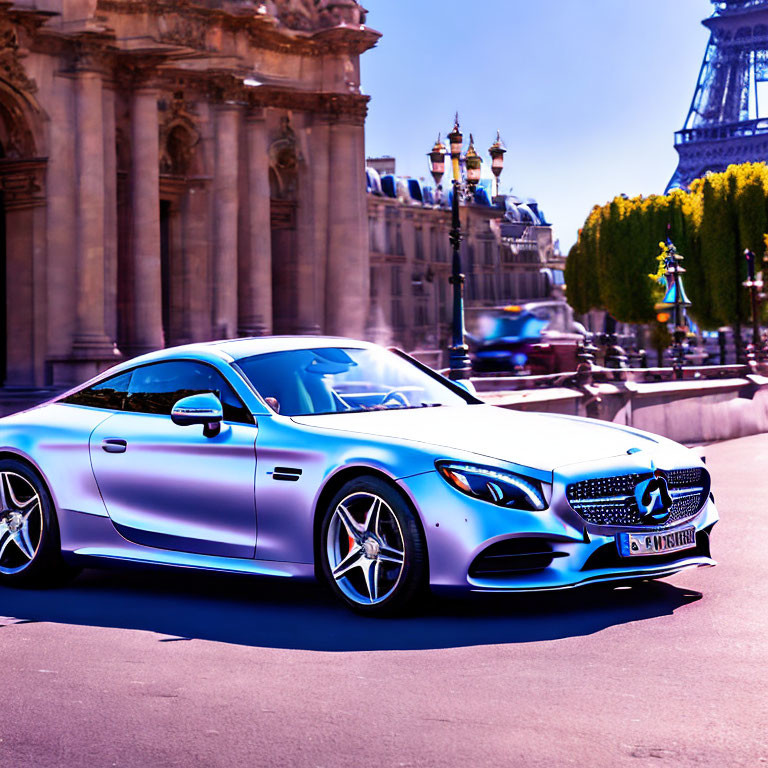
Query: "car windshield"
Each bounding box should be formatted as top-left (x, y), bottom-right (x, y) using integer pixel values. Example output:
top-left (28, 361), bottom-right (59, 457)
top-left (235, 347), bottom-right (470, 416)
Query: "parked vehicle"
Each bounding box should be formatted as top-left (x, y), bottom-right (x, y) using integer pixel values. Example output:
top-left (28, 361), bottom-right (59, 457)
top-left (470, 301), bottom-right (584, 374)
top-left (0, 337), bottom-right (717, 615)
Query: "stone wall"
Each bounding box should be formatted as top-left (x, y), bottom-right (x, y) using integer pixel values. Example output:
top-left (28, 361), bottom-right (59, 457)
top-left (478, 375), bottom-right (768, 445)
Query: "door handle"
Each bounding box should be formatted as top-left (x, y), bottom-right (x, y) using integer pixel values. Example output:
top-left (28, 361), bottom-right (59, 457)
top-left (101, 438), bottom-right (127, 454)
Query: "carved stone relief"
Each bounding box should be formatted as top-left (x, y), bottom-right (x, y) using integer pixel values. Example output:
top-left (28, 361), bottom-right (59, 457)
top-left (158, 92), bottom-right (201, 176)
top-left (0, 24), bottom-right (38, 95)
top-left (263, 0), bottom-right (366, 31)
top-left (0, 159), bottom-right (46, 210)
top-left (317, 0), bottom-right (366, 28)
top-left (268, 115), bottom-right (302, 199)
top-left (157, 14), bottom-right (209, 51)
top-left (0, 99), bottom-right (35, 159)
top-left (264, 0), bottom-right (319, 31)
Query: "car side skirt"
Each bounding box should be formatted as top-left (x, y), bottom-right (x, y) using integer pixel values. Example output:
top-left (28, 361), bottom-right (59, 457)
top-left (60, 508), bottom-right (314, 580)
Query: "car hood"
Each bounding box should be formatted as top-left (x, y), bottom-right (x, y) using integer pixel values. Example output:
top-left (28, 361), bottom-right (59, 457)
top-left (292, 404), bottom-right (676, 473)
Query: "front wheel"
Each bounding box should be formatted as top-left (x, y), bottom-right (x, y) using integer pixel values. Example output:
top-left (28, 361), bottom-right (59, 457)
top-left (319, 476), bottom-right (428, 616)
top-left (0, 459), bottom-right (78, 588)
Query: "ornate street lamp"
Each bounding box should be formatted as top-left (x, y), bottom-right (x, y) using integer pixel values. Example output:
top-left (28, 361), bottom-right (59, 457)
top-left (488, 131), bottom-right (506, 199)
top-left (428, 134), bottom-right (447, 189)
top-left (743, 248), bottom-right (767, 362)
top-left (447, 115), bottom-right (463, 180)
top-left (655, 238), bottom-right (692, 380)
top-left (464, 134), bottom-right (482, 187)
top-left (427, 114), bottom-right (484, 379)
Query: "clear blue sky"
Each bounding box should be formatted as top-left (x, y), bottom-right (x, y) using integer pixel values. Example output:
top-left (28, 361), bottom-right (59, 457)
top-left (362, 0), bottom-right (713, 252)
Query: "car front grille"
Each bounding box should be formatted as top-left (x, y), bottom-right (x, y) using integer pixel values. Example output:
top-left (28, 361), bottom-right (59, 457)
top-left (565, 467), bottom-right (710, 528)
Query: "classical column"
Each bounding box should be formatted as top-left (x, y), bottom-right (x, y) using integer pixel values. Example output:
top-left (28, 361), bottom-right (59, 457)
top-left (293, 116), bottom-right (323, 335)
top-left (71, 65), bottom-right (115, 358)
top-left (129, 87), bottom-right (164, 355)
top-left (102, 83), bottom-right (119, 346)
top-left (212, 104), bottom-right (240, 339)
top-left (325, 117), bottom-right (369, 338)
top-left (45, 72), bottom-right (77, 385)
top-left (3, 170), bottom-right (46, 387)
top-left (238, 109), bottom-right (272, 336)
top-left (308, 119), bottom-right (331, 334)
top-left (182, 182), bottom-right (212, 342)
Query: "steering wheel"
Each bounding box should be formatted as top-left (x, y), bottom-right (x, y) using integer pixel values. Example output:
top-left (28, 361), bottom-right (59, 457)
top-left (378, 388), bottom-right (412, 408)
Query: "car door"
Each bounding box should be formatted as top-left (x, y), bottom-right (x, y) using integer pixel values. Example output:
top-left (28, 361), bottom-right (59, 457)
top-left (89, 360), bottom-right (258, 558)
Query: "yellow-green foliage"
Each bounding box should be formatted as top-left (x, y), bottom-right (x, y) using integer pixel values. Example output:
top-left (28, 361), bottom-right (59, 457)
top-left (567, 162), bottom-right (768, 328)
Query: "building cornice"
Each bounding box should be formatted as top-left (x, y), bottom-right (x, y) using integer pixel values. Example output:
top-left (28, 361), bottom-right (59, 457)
top-left (93, 0), bottom-right (380, 57)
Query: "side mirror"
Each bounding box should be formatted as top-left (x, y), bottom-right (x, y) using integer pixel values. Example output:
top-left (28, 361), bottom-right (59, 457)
top-left (171, 392), bottom-right (223, 438)
top-left (453, 378), bottom-right (477, 396)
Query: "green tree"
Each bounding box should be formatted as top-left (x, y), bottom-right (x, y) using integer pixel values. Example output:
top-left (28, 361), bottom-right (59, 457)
top-left (698, 170), bottom-right (742, 327)
top-left (564, 241), bottom-right (586, 314)
top-left (568, 161), bottom-right (768, 332)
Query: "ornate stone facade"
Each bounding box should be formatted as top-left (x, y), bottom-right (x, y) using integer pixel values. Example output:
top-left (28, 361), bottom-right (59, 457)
top-left (366, 168), bottom-right (557, 356)
top-left (0, 0), bottom-right (378, 387)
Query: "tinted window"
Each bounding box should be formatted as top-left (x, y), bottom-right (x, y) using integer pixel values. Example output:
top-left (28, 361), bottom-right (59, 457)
top-left (124, 361), bottom-right (253, 424)
top-left (236, 347), bottom-right (469, 416)
top-left (62, 371), bottom-right (133, 411)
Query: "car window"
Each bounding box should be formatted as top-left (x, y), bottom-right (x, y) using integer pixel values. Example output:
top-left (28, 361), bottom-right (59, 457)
top-left (236, 347), bottom-right (469, 416)
top-left (124, 361), bottom-right (253, 424)
top-left (61, 371), bottom-right (133, 411)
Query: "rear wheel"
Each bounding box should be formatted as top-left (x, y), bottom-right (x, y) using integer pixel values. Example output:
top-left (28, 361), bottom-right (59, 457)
top-left (319, 475), bottom-right (427, 616)
top-left (0, 459), bottom-right (78, 588)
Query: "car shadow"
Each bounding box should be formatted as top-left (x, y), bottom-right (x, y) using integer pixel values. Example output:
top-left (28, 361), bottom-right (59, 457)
top-left (0, 566), bottom-right (703, 652)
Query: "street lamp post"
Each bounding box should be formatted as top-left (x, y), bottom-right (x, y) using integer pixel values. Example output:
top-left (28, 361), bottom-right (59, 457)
top-left (654, 238), bottom-right (692, 380)
top-left (743, 248), bottom-right (766, 362)
top-left (427, 115), bottom-right (502, 379)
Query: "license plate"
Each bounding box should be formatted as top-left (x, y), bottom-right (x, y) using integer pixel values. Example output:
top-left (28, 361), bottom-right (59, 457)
top-left (618, 526), bottom-right (696, 557)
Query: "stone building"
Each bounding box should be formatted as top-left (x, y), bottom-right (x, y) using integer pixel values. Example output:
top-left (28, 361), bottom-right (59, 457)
top-left (365, 164), bottom-right (558, 353)
top-left (0, 0), bottom-right (377, 389)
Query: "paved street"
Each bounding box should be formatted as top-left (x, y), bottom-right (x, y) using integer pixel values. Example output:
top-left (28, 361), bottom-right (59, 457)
top-left (1, 433), bottom-right (767, 768)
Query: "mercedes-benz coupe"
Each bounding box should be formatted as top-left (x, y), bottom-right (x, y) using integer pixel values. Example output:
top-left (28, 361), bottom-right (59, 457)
top-left (0, 337), bottom-right (717, 615)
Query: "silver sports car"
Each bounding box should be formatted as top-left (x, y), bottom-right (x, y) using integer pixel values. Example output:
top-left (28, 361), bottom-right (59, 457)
top-left (0, 337), bottom-right (717, 615)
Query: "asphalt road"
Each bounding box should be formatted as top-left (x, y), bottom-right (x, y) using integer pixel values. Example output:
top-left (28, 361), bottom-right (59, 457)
top-left (1, 433), bottom-right (767, 768)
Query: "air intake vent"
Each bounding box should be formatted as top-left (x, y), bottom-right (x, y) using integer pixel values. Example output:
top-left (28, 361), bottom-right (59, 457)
top-left (469, 538), bottom-right (567, 579)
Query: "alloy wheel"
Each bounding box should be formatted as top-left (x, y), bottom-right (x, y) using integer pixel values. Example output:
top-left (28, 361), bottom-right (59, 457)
top-left (326, 491), bottom-right (406, 605)
top-left (0, 471), bottom-right (43, 575)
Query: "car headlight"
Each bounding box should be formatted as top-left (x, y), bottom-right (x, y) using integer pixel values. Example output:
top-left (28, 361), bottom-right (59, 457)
top-left (436, 461), bottom-right (548, 511)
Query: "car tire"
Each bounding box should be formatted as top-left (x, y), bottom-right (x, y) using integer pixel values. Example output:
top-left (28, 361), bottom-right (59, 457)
top-left (0, 459), bottom-right (79, 588)
top-left (319, 475), bottom-right (428, 616)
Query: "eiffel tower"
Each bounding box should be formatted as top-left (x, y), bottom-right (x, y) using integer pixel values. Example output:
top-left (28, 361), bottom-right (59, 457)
top-left (668, 0), bottom-right (768, 191)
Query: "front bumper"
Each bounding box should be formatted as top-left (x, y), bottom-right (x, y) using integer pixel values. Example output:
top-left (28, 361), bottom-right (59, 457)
top-left (399, 466), bottom-right (718, 594)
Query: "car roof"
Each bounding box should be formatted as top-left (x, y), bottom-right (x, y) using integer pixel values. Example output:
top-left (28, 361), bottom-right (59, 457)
top-left (103, 336), bottom-right (377, 372)
top-left (210, 336), bottom-right (375, 361)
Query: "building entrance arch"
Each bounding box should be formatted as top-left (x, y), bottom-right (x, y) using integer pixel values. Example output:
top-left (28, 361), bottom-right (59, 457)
top-left (0, 83), bottom-right (46, 388)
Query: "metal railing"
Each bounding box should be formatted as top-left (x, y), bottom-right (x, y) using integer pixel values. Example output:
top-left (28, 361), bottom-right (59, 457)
top-left (675, 118), bottom-right (768, 145)
top-left (468, 364), bottom-right (757, 393)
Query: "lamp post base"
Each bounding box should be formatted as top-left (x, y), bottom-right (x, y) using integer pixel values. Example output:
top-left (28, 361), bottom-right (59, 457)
top-left (448, 345), bottom-right (472, 380)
